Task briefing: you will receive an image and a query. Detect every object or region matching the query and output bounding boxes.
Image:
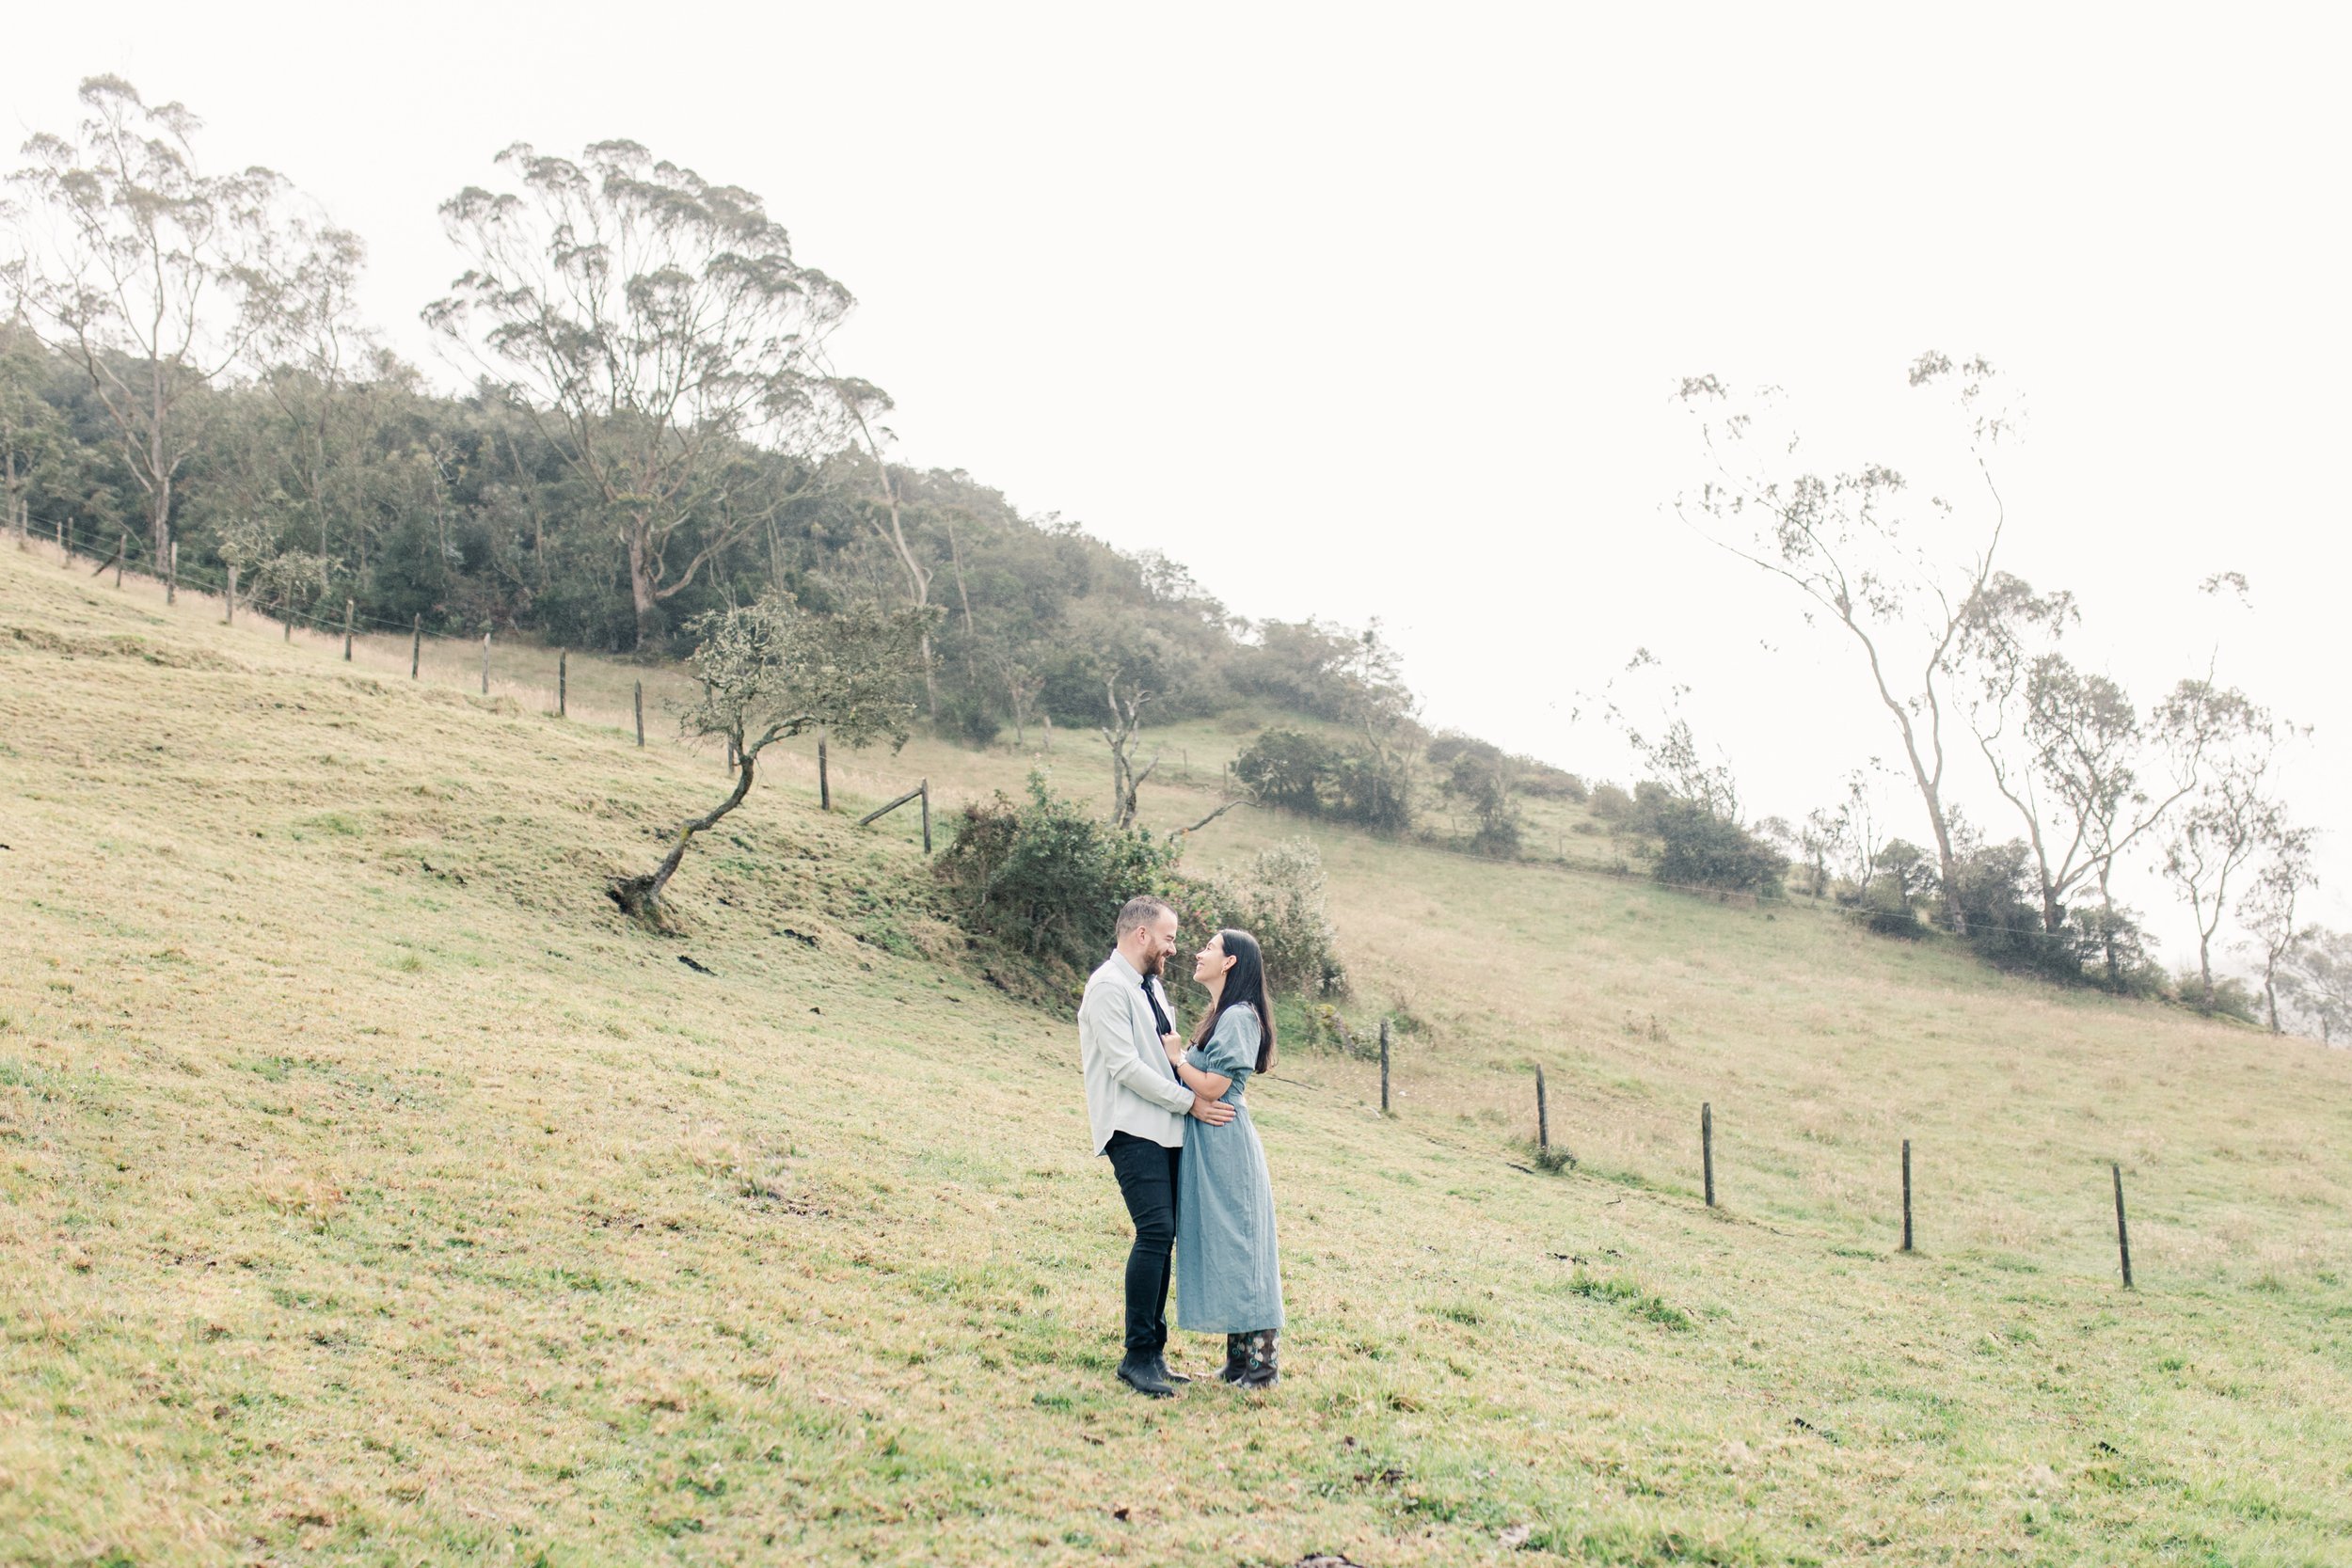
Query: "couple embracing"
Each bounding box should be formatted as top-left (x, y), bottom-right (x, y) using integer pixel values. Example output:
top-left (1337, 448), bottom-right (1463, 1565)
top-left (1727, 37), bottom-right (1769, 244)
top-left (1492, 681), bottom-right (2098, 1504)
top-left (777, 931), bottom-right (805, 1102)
top-left (1077, 896), bottom-right (1285, 1398)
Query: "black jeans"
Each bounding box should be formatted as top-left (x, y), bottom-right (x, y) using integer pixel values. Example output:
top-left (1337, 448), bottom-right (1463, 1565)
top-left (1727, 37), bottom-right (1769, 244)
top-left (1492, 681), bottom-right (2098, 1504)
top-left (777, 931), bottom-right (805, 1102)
top-left (1104, 1132), bottom-right (1182, 1357)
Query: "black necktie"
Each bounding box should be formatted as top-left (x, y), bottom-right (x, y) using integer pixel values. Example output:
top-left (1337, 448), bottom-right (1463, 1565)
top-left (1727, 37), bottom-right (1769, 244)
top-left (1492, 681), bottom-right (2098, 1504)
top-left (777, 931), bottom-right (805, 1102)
top-left (1141, 976), bottom-right (1180, 1080)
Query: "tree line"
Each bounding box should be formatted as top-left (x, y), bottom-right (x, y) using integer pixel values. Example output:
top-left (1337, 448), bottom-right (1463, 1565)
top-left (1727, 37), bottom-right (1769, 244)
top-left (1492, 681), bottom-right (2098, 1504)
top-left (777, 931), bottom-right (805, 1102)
top-left (5, 79), bottom-right (2334, 1038)
top-left (0, 78), bottom-right (1411, 763)
top-left (1674, 356), bottom-right (2328, 1036)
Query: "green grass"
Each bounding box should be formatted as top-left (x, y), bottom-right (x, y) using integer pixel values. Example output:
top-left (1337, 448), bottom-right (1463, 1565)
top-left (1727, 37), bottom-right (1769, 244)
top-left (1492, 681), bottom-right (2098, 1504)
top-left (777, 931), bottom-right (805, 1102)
top-left (3, 541), bottom-right (2351, 1564)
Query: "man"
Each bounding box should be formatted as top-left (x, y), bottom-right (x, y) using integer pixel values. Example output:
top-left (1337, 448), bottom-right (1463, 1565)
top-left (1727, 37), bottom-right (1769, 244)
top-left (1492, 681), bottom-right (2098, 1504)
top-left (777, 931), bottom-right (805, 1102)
top-left (1078, 895), bottom-right (1235, 1398)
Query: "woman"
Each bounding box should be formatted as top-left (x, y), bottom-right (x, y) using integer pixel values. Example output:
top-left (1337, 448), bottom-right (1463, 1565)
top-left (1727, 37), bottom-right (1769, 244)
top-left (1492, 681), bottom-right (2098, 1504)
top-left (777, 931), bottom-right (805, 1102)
top-left (1164, 928), bottom-right (1284, 1387)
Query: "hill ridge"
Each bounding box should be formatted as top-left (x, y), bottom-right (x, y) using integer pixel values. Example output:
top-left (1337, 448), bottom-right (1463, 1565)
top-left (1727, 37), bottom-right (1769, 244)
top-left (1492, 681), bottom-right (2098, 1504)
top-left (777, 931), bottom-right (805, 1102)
top-left (4, 543), bottom-right (2350, 1565)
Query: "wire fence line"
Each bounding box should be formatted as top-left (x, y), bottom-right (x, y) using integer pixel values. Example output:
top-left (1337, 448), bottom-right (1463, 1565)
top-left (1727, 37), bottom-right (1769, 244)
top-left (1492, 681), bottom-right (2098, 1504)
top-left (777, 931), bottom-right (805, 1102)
top-left (20, 518), bottom-right (2219, 949)
top-left (21, 527), bottom-right (964, 822)
top-left (19, 523), bottom-right (2326, 1293)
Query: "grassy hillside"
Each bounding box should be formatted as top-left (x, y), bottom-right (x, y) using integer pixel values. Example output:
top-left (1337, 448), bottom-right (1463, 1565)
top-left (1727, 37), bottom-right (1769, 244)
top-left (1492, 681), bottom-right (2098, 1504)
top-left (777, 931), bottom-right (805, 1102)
top-left (4, 541), bottom-right (2350, 1567)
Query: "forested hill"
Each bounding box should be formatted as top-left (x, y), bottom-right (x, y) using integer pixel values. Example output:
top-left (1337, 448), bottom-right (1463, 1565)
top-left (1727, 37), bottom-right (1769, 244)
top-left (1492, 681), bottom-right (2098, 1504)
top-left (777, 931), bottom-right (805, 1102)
top-left (0, 325), bottom-right (1396, 741)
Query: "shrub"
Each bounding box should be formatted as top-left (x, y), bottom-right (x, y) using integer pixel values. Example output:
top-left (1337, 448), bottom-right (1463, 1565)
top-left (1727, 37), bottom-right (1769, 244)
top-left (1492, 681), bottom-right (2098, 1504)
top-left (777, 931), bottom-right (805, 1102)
top-left (937, 778), bottom-right (1345, 998)
top-left (2068, 905), bottom-right (2166, 996)
top-left (1943, 839), bottom-right (2077, 979)
top-left (1233, 727), bottom-right (1415, 835)
top-left (935, 774), bottom-right (1183, 980)
top-left (1435, 736), bottom-right (1522, 853)
top-left (2178, 971), bottom-right (2261, 1023)
top-left (1629, 791), bottom-right (1787, 896)
top-left (1588, 783), bottom-right (1633, 821)
top-left (1520, 767), bottom-right (1588, 802)
top-left (1329, 750), bottom-right (1414, 834)
top-left (938, 691), bottom-right (1002, 749)
top-left (1221, 838), bottom-right (1347, 997)
top-left (1233, 727), bottom-right (1342, 814)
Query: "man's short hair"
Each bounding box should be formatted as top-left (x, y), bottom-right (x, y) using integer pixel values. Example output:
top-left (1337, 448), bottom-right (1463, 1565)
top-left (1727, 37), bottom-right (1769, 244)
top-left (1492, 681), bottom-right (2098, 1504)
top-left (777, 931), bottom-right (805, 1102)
top-left (1115, 895), bottom-right (1174, 940)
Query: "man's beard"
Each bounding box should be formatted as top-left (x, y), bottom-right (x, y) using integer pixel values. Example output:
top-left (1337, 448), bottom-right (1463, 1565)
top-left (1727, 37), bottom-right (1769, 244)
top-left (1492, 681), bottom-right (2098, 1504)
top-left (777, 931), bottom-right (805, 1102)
top-left (1140, 949), bottom-right (1166, 977)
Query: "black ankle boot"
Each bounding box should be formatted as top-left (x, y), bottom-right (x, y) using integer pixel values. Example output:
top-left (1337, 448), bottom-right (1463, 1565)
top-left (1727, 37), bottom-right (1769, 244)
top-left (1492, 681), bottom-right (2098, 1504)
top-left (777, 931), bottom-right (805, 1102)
top-left (1233, 1329), bottom-right (1279, 1388)
top-left (1218, 1333), bottom-right (1249, 1384)
top-left (1116, 1353), bottom-right (1175, 1398)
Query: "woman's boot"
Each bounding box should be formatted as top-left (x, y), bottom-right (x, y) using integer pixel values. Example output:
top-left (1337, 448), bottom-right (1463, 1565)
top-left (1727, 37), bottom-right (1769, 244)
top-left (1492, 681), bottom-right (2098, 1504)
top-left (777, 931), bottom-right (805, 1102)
top-left (1234, 1329), bottom-right (1279, 1388)
top-left (1218, 1333), bottom-right (1250, 1384)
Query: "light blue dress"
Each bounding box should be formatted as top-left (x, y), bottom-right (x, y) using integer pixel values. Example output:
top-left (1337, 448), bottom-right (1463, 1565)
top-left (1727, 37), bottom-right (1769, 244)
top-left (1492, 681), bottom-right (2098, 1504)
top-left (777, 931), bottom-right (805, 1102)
top-left (1175, 1006), bottom-right (1284, 1333)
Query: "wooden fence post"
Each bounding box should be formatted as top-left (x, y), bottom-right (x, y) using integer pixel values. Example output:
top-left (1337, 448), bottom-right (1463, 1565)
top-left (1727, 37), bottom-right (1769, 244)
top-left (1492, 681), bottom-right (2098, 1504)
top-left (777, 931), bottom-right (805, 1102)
top-left (1535, 1064), bottom-right (1549, 1159)
top-left (2112, 1163), bottom-right (2133, 1289)
top-left (1701, 1102), bottom-right (1716, 1208)
top-left (167, 541), bottom-right (177, 605)
top-left (225, 563), bottom-right (239, 626)
top-left (558, 650), bottom-right (567, 717)
top-left (342, 598), bottom-right (355, 659)
top-left (1901, 1139), bottom-right (1914, 1253)
top-left (818, 736), bottom-right (830, 810)
top-left (115, 531), bottom-right (127, 589)
top-left (920, 779), bottom-right (931, 853)
top-left (1379, 1018), bottom-right (1391, 1116)
top-left (634, 680), bottom-right (644, 747)
top-left (480, 629), bottom-right (490, 695)
top-left (410, 614), bottom-right (421, 678)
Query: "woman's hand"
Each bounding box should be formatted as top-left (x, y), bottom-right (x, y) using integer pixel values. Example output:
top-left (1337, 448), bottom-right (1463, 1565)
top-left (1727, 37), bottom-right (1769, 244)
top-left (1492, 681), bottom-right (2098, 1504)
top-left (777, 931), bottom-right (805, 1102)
top-left (1161, 1031), bottom-right (1185, 1064)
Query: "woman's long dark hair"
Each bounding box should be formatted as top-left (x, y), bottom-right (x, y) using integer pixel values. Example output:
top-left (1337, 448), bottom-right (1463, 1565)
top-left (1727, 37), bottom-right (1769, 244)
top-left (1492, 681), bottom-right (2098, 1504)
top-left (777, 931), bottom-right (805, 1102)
top-left (1191, 928), bottom-right (1276, 1074)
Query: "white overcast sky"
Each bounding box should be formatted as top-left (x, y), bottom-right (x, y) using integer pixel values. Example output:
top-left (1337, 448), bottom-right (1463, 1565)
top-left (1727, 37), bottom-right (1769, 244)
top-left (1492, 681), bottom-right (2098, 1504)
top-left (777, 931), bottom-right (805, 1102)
top-left (8, 3), bottom-right (2347, 967)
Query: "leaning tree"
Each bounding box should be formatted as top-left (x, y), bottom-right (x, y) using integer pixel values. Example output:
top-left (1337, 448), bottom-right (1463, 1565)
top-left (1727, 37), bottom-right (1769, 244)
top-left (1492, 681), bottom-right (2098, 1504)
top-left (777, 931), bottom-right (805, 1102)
top-left (1674, 353), bottom-right (2013, 934)
top-left (427, 140), bottom-right (858, 649)
top-left (607, 594), bottom-right (926, 926)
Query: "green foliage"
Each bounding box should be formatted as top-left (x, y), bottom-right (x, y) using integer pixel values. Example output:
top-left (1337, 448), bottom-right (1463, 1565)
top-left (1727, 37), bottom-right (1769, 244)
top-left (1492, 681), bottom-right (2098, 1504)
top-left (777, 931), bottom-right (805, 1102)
top-left (1217, 838), bottom-right (1347, 998)
top-left (683, 594), bottom-right (928, 756)
top-left (1625, 789), bottom-right (1787, 897)
top-left (1431, 733), bottom-right (1523, 855)
top-left (934, 774), bottom-right (1187, 981)
top-left (935, 779), bottom-right (1345, 999)
top-left (1233, 727), bottom-right (1338, 814)
top-left (1233, 727), bottom-right (1415, 834)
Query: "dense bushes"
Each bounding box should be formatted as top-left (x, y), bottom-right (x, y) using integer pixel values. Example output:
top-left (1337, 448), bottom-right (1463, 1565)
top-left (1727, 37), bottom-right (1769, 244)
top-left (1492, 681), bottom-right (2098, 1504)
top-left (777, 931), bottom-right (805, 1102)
top-left (1219, 839), bottom-right (1348, 997)
top-left (937, 775), bottom-right (1345, 998)
top-left (1631, 792), bottom-right (1788, 896)
top-left (1232, 728), bottom-right (1414, 834)
top-left (934, 775), bottom-right (1182, 978)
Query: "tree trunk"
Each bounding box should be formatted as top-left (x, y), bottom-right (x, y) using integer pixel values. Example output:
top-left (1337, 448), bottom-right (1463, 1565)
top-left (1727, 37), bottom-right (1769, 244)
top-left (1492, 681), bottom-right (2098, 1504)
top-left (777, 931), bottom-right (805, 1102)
top-left (1918, 774), bottom-right (1967, 937)
top-left (608, 746), bottom-right (758, 925)
top-left (2096, 866), bottom-right (2122, 989)
top-left (149, 365), bottom-right (174, 569)
top-left (626, 519), bottom-right (661, 650)
top-left (946, 513), bottom-right (977, 685)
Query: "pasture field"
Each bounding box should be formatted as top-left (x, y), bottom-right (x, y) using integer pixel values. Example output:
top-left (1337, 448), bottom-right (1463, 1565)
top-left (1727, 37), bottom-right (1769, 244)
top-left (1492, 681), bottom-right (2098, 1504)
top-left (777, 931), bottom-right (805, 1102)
top-left (4, 541), bottom-right (2350, 1566)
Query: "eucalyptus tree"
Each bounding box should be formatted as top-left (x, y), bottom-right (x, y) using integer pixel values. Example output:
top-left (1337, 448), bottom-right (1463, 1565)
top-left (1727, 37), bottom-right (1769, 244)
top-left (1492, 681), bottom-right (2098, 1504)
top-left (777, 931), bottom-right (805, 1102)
top-left (428, 140), bottom-right (856, 649)
top-left (2279, 930), bottom-right (2352, 1045)
top-left (1949, 573), bottom-right (2078, 929)
top-left (246, 221), bottom-right (398, 571)
top-left (2158, 688), bottom-right (2293, 1008)
top-left (1675, 353), bottom-right (2012, 933)
top-left (607, 594), bottom-right (924, 926)
top-left (830, 380), bottom-right (938, 717)
top-left (2240, 823), bottom-right (2317, 1035)
top-left (6, 76), bottom-right (319, 567)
